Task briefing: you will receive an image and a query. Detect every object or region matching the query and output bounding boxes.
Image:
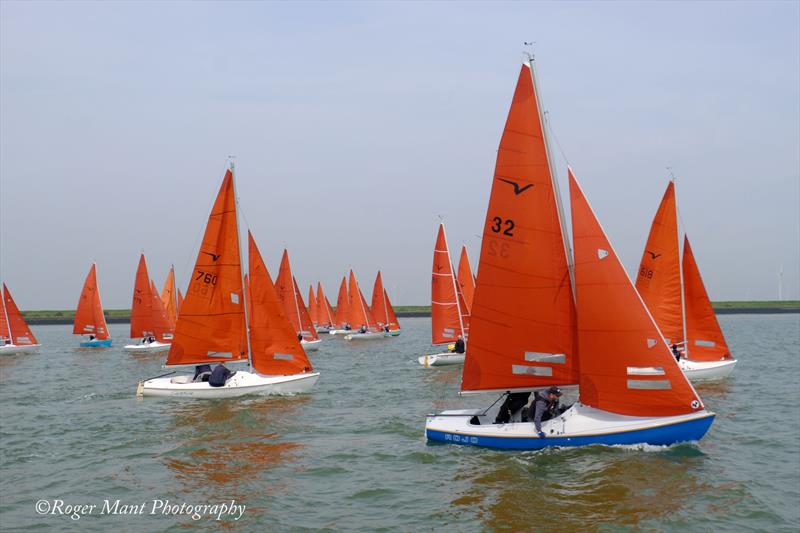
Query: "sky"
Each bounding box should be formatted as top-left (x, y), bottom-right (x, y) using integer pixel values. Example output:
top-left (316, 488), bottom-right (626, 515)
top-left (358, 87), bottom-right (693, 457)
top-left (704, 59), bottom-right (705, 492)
top-left (1, 0), bottom-right (798, 309)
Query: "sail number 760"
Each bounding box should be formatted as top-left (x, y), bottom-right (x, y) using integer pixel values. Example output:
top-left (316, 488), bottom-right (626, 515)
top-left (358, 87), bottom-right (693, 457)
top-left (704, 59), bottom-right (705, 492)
top-left (490, 217), bottom-right (515, 236)
top-left (195, 271), bottom-right (218, 285)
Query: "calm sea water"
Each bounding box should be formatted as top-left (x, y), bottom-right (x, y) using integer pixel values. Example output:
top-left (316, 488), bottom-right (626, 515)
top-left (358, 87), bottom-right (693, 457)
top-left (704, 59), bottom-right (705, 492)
top-left (1, 315), bottom-right (798, 532)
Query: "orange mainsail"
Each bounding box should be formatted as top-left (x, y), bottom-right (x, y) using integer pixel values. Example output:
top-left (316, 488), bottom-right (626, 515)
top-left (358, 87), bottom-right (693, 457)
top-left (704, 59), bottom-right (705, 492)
top-left (160, 266), bottom-right (179, 328)
top-left (635, 182), bottom-right (683, 344)
top-left (0, 288), bottom-right (9, 342)
top-left (383, 289), bottom-right (400, 331)
top-left (177, 289), bottom-right (184, 313)
top-left (166, 169), bottom-right (247, 366)
top-left (347, 270), bottom-right (377, 329)
top-left (431, 224), bottom-right (465, 345)
top-left (570, 170), bottom-right (702, 417)
top-left (333, 277), bottom-right (349, 327)
top-left (461, 63), bottom-right (577, 393)
top-left (316, 282), bottom-right (335, 326)
top-left (150, 280), bottom-right (173, 341)
top-left (457, 245), bottom-right (476, 312)
top-left (293, 277), bottom-right (319, 340)
top-left (683, 236), bottom-right (732, 361)
top-left (3, 283), bottom-right (38, 345)
top-left (308, 285), bottom-right (319, 325)
top-left (370, 271), bottom-right (388, 325)
top-left (130, 254), bottom-right (154, 338)
top-left (73, 263), bottom-right (110, 340)
top-left (247, 232), bottom-right (313, 375)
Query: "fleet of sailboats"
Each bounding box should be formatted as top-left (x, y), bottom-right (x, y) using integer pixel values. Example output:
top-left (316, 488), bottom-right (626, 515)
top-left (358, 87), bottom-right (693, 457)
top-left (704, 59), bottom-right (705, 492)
top-left (3, 53), bottom-right (744, 453)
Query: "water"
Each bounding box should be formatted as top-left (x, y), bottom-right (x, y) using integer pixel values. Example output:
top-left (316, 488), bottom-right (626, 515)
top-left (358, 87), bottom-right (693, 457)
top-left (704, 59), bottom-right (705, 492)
top-left (1, 315), bottom-right (798, 531)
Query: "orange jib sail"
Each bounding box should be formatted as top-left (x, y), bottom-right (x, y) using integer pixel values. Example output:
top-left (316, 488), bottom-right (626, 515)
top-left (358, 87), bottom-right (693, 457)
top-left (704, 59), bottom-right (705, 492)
top-left (457, 246), bottom-right (476, 312)
top-left (73, 263), bottom-right (109, 340)
top-left (431, 224), bottom-right (464, 345)
top-left (166, 169), bottom-right (247, 366)
top-left (130, 254), bottom-right (155, 338)
top-left (570, 170), bottom-right (702, 417)
top-left (333, 277), bottom-right (349, 327)
top-left (683, 236), bottom-right (732, 361)
top-left (635, 182), bottom-right (684, 344)
top-left (160, 266), bottom-right (179, 328)
top-left (0, 288), bottom-right (9, 341)
top-left (247, 232), bottom-right (313, 375)
top-left (348, 270), bottom-right (377, 329)
top-left (293, 277), bottom-right (319, 340)
top-left (177, 289), bottom-right (184, 313)
top-left (370, 271), bottom-right (389, 325)
top-left (275, 250), bottom-right (305, 336)
top-left (3, 284), bottom-right (38, 345)
top-left (383, 289), bottom-right (400, 331)
top-left (150, 280), bottom-right (173, 341)
top-left (316, 282), bottom-right (334, 326)
top-left (461, 65), bottom-right (578, 393)
top-left (308, 285), bottom-right (319, 325)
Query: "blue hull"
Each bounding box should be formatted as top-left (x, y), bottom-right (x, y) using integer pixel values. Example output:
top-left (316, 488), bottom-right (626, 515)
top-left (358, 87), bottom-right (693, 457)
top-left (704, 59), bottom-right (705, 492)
top-left (426, 414), bottom-right (714, 450)
top-left (384, 331), bottom-right (401, 337)
top-left (80, 339), bottom-right (113, 347)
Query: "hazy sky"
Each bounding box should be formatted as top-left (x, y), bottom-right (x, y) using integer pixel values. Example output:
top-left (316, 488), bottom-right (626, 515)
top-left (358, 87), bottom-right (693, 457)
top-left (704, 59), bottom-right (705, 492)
top-left (1, 0), bottom-right (798, 310)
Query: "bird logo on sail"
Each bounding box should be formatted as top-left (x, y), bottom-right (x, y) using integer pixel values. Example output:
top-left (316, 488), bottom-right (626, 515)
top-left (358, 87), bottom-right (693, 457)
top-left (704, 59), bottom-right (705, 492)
top-left (597, 249), bottom-right (609, 260)
top-left (202, 251), bottom-right (220, 262)
top-left (646, 250), bottom-right (662, 259)
top-left (497, 178), bottom-right (534, 195)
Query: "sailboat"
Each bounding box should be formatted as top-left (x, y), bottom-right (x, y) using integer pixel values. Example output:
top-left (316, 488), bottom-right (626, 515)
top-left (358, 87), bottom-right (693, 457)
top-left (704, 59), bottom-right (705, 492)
top-left (328, 277), bottom-right (351, 335)
top-left (160, 265), bottom-right (179, 329)
top-left (73, 263), bottom-right (112, 347)
top-left (343, 270), bottom-right (385, 340)
top-left (370, 271), bottom-right (401, 336)
top-left (274, 250), bottom-right (322, 351)
top-left (636, 182), bottom-right (737, 381)
top-left (308, 285), bottom-right (320, 329)
top-left (0, 283), bottom-right (41, 354)
top-left (425, 60), bottom-right (713, 449)
top-left (419, 223), bottom-right (470, 366)
top-left (457, 245), bottom-right (476, 313)
top-left (138, 166), bottom-right (319, 398)
top-left (124, 254), bottom-right (173, 352)
top-left (314, 282), bottom-right (335, 332)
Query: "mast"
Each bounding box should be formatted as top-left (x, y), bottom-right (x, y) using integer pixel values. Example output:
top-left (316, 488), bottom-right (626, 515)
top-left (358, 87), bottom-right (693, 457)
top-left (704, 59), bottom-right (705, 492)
top-left (672, 172), bottom-right (689, 359)
top-left (441, 223), bottom-right (466, 338)
top-left (527, 53), bottom-right (576, 299)
top-left (229, 159), bottom-right (253, 367)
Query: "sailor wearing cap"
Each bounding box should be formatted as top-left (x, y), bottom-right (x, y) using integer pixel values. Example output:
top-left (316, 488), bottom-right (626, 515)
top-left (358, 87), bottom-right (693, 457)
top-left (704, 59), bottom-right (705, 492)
top-left (530, 386), bottom-right (563, 438)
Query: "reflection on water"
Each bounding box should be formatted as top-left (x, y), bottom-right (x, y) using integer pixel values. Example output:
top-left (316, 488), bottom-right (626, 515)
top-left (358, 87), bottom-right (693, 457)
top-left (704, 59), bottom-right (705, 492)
top-left (451, 446), bottom-right (710, 531)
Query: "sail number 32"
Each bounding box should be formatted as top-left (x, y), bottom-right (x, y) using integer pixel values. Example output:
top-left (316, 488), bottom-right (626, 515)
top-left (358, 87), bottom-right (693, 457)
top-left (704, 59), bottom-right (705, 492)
top-left (490, 217), bottom-right (515, 236)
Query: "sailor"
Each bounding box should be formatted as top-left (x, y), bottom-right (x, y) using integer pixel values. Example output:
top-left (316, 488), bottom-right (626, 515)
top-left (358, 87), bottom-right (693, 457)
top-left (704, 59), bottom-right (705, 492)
top-left (384, 324), bottom-right (390, 333)
top-left (344, 323), bottom-right (352, 331)
top-left (88, 335), bottom-right (95, 341)
top-left (530, 386), bottom-right (563, 437)
top-left (297, 332), bottom-right (303, 342)
top-left (671, 343), bottom-right (681, 361)
top-left (451, 335), bottom-right (465, 354)
top-left (358, 324), bottom-right (366, 334)
top-left (208, 363), bottom-right (232, 387)
top-left (494, 391), bottom-right (531, 424)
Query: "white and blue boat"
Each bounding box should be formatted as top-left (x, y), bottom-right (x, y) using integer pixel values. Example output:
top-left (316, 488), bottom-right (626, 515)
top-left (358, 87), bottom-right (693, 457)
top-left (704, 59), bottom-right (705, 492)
top-left (425, 58), bottom-right (714, 450)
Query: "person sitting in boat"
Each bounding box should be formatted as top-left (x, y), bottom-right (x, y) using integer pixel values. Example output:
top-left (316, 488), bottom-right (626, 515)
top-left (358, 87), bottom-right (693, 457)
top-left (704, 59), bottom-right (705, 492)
top-left (359, 324), bottom-right (367, 334)
top-left (529, 386), bottom-right (563, 437)
top-left (209, 363), bottom-right (234, 387)
top-left (344, 323), bottom-right (352, 331)
top-left (494, 391), bottom-right (531, 424)
top-left (450, 335), bottom-right (465, 354)
top-left (297, 332), bottom-right (303, 342)
top-left (88, 335), bottom-right (95, 341)
top-left (383, 324), bottom-right (390, 333)
top-left (193, 364), bottom-right (212, 382)
top-left (2, 338), bottom-right (10, 345)
top-left (671, 343), bottom-right (682, 361)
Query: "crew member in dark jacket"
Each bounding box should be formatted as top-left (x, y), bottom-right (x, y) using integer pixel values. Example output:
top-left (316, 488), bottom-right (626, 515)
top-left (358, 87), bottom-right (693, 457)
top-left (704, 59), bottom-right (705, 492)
top-left (530, 386), bottom-right (563, 437)
top-left (451, 335), bottom-right (466, 354)
top-left (209, 363), bottom-right (232, 387)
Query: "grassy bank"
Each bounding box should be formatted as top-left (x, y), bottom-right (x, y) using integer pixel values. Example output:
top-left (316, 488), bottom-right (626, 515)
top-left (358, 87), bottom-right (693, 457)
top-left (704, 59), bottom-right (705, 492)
top-left (20, 300), bottom-right (800, 320)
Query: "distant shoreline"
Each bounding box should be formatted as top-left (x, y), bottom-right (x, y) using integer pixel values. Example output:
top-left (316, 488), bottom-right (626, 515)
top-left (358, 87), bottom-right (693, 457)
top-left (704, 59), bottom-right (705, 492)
top-left (19, 301), bottom-right (800, 325)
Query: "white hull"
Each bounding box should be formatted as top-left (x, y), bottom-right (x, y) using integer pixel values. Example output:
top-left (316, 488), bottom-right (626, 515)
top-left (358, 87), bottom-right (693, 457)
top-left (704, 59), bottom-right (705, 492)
top-left (425, 402), bottom-right (714, 449)
top-left (328, 329), bottom-right (351, 335)
top-left (123, 341), bottom-right (171, 353)
top-left (418, 352), bottom-right (465, 367)
top-left (0, 343), bottom-right (41, 355)
top-left (680, 358), bottom-right (737, 382)
top-left (301, 339), bottom-right (322, 351)
top-left (138, 370), bottom-right (320, 398)
top-left (343, 331), bottom-right (385, 341)
top-left (315, 326), bottom-right (331, 333)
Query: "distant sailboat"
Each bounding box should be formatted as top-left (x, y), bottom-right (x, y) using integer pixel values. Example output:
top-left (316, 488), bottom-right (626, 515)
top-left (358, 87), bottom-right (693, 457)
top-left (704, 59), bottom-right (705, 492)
top-left (0, 283), bottom-right (41, 354)
top-left (124, 254), bottom-right (172, 353)
top-left (160, 265), bottom-right (179, 329)
top-left (419, 223), bottom-right (469, 366)
top-left (138, 165), bottom-right (319, 398)
top-left (457, 245), bottom-right (476, 313)
top-left (344, 270), bottom-right (385, 340)
top-left (74, 263), bottom-right (112, 347)
top-left (274, 249), bottom-right (322, 351)
top-left (314, 282), bottom-right (335, 332)
top-left (636, 182), bottom-right (737, 381)
top-left (370, 271), bottom-right (401, 336)
top-left (308, 285), bottom-right (320, 328)
top-left (329, 277), bottom-right (351, 335)
top-left (425, 60), bottom-right (713, 450)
